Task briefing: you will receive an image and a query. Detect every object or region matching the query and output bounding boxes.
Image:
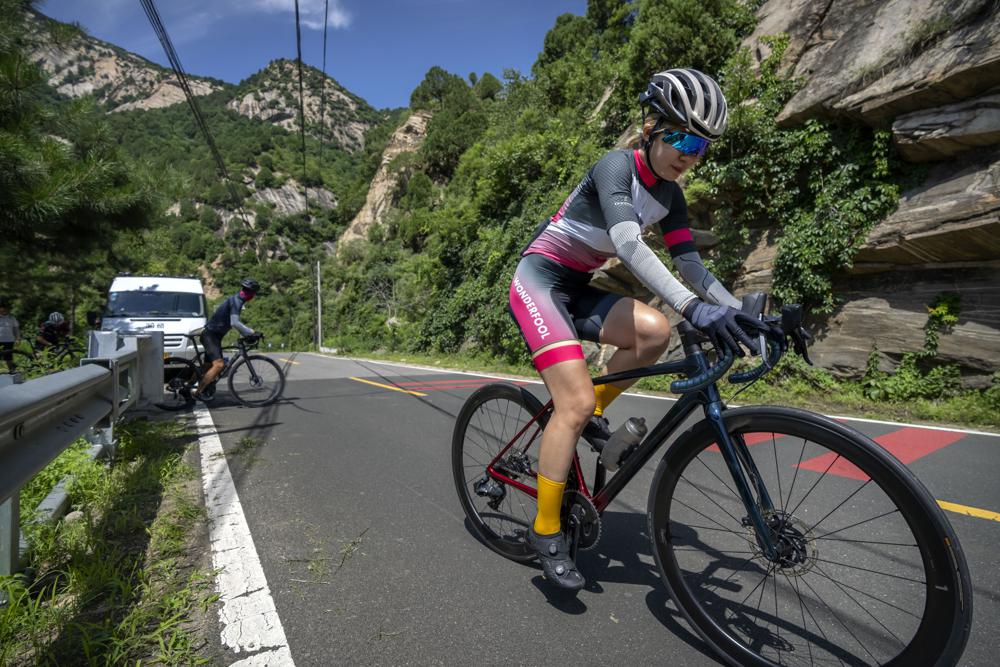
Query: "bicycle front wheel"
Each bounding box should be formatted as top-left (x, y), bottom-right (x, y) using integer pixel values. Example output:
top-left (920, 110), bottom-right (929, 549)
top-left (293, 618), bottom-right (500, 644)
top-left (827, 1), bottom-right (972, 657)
top-left (649, 406), bottom-right (971, 667)
top-left (452, 382), bottom-right (549, 563)
top-left (228, 355), bottom-right (285, 407)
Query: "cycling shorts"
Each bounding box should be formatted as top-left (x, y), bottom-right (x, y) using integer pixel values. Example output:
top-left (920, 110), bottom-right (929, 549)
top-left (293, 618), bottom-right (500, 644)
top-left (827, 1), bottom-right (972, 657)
top-left (201, 330), bottom-right (224, 363)
top-left (508, 252), bottom-right (623, 371)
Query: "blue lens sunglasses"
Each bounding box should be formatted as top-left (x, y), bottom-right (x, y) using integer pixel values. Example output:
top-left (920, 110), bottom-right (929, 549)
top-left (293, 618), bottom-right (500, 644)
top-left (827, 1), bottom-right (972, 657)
top-left (659, 130), bottom-right (711, 158)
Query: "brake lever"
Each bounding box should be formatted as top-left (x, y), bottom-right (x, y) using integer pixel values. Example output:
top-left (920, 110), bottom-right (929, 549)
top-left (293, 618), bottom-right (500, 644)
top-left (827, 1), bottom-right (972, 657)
top-left (792, 326), bottom-right (813, 365)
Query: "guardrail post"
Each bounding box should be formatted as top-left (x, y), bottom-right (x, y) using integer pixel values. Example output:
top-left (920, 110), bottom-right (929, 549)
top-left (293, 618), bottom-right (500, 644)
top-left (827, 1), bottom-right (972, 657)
top-left (0, 491), bottom-right (19, 580)
top-left (133, 332), bottom-right (164, 407)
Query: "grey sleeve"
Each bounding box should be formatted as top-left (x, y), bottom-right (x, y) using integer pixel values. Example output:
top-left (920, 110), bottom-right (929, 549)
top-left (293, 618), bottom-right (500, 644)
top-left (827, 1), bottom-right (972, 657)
top-left (608, 220), bottom-right (698, 313)
top-left (230, 313), bottom-right (254, 336)
top-left (673, 251), bottom-right (741, 309)
top-left (13, 318), bottom-right (19, 339)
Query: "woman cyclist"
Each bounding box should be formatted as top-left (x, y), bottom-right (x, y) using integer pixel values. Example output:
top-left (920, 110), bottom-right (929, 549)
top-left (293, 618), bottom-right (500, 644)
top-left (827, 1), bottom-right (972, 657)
top-left (508, 68), bottom-right (773, 591)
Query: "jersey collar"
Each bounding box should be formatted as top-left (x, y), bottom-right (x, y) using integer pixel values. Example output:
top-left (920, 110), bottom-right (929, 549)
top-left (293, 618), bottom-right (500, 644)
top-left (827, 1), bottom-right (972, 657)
top-left (633, 149), bottom-right (658, 188)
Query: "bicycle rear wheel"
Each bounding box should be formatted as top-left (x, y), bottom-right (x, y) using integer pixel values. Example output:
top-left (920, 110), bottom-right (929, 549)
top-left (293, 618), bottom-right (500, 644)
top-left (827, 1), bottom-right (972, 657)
top-left (157, 357), bottom-right (199, 411)
top-left (649, 406), bottom-right (971, 667)
top-left (228, 355), bottom-right (285, 407)
top-left (452, 382), bottom-right (549, 562)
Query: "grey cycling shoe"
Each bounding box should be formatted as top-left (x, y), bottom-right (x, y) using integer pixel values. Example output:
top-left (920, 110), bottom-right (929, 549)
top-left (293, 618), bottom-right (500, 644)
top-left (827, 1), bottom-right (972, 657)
top-left (527, 527), bottom-right (585, 591)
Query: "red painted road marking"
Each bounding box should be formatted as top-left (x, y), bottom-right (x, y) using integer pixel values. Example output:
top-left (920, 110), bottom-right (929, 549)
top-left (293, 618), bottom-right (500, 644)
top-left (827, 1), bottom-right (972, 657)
top-left (708, 432), bottom-right (784, 453)
top-left (408, 381), bottom-right (531, 391)
top-left (797, 427), bottom-right (966, 481)
top-left (395, 378), bottom-right (503, 386)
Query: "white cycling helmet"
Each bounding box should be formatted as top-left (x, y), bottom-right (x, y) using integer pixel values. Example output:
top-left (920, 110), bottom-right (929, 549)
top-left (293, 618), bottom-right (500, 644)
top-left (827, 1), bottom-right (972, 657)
top-left (639, 68), bottom-right (728, 140)
top-left (48, 312), bottom-right (65, 324)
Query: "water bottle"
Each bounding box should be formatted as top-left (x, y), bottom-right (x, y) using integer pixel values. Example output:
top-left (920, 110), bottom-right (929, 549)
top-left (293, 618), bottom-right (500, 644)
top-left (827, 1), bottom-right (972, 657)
top-left (601, 417), bottom-right (647, 472)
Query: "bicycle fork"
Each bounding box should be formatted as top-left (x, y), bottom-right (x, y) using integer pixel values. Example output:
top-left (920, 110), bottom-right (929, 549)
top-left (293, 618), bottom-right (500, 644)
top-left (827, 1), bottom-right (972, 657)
top-left (703, 389), bottom-right (779, 561)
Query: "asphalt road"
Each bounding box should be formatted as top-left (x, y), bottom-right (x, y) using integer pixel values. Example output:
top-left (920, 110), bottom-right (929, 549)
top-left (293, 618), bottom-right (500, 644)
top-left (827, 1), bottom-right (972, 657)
top-left (203, 353), bottom-right (1000, 666)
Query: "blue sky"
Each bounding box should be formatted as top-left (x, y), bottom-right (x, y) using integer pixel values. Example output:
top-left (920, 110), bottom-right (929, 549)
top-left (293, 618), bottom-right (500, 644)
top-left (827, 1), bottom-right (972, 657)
top-left (39, 0), bottom-right (587, 109)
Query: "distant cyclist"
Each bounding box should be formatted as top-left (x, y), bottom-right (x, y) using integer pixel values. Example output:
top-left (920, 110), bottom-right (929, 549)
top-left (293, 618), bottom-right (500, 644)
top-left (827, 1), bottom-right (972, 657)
top-left (36, 312), bottom-right (70, 349)
top-left (191, 279), bottom-right (259, 398)
top-left (508, 69), bottom-right (775, 590)
top-left (0, 300), bottom-right (19, 372)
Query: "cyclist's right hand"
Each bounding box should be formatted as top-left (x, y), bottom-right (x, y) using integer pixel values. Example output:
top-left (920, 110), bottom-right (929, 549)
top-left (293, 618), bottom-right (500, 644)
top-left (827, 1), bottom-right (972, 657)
top-left (682, 300), bottom-right (763, 357)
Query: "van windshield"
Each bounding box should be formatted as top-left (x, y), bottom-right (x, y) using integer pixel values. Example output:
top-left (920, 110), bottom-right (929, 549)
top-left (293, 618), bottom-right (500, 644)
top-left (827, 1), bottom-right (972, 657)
top-left (106, 291), bottom-right (205, 318)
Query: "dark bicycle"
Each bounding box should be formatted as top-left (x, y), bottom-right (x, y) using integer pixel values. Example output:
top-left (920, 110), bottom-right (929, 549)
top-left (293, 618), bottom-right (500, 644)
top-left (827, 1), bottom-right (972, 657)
top-left (158, 331), bottom-right (285, 410)
top-left (4, 339), bottom-right (85, 377)
top-left (452, 300), bottom-right (971, 666)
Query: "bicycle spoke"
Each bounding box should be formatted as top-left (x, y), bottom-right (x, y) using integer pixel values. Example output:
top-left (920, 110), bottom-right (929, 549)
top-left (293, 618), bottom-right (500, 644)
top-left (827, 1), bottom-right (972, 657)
top-left (808, 563), bottom-right (922, 621)
top-left (694, 454), bottom-right (739, 499)
top-left (799, 574), bottom-right (881, 665)
top-left (812, 508), bottom-right (901, 541)
top-left (782, 437), bottom-right (809, 514)
top-left (803, 478), bottom-right (873, 536)
top-left (809, 557), bottom-right (925, 585)
top-left (678, 475), bottom-right (746, 528)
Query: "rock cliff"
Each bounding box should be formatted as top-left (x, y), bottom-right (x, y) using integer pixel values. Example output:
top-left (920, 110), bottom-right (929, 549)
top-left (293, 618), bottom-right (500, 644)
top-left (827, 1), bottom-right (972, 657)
top-left (730, 0), bottom-right (1000, 383)
top-left (226, 60), bottom-right (375, 153)
top-left (338, 111), bottom-right (433, 248)
top-left (26, 11), bottom-right (220, 111)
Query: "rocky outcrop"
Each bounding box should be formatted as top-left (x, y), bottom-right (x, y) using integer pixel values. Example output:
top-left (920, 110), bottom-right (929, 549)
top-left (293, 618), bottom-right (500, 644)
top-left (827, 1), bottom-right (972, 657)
top-left (723, 0), bottom-right (1000, 383)
top-left (253, 180), bottom-right (337, 216)
top-left (27, 12), bottom-right (220, 111)
top-left (338, 111), bottom-right (433, 249)
top-left (893, 92), bottom-right (1000, 162)
top-left (854, 148), bottom-right (1000, 268)
top-left (226, 60), bottom-right (374, 153)
top-left (750, 0), bottom-right (1000, 127)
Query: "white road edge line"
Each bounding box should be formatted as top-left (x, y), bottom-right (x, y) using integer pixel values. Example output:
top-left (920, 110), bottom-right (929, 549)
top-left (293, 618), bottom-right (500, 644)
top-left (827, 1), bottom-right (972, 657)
top-left (194, 404), bottom-right (295, 666)
top-left (306, 352), bottom-right (1000, 438)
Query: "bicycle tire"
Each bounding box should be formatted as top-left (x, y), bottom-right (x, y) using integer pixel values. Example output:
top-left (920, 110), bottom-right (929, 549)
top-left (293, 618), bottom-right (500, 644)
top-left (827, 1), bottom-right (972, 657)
top-left (227, 355), bottom-right (285, 407)
top-left (157, 357), bottom-right (200, 411)
top-left (648, 406), bottom-right (972, 667)
top-left (452, 382), bottom-right (549, 563)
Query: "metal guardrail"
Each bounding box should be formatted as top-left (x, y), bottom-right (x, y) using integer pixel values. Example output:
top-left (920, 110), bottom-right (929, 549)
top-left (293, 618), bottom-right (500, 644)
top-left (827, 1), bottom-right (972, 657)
top-left (0, 331), bottom-right (164, 580)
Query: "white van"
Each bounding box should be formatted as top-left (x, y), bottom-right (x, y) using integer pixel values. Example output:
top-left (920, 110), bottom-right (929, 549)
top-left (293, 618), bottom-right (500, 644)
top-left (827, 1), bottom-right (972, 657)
top-left (102, 275), bottom-right (207, 360)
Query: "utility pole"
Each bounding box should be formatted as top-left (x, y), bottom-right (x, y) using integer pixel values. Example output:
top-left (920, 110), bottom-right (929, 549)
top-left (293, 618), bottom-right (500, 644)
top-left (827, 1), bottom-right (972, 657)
top-left (316, 260), bottom-right (322, 350)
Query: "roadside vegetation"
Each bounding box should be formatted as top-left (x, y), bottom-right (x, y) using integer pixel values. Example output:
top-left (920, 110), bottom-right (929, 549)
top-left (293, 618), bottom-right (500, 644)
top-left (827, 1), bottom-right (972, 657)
top-left (0, 419), bottom-right (215, 666)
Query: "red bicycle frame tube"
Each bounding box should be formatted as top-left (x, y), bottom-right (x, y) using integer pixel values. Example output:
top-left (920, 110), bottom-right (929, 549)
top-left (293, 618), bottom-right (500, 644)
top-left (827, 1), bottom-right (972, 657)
top-left (486, 399), bottom-right (595, 502)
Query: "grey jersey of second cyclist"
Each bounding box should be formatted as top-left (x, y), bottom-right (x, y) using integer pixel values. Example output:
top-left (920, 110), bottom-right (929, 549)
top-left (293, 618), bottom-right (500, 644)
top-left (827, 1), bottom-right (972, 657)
top-left (524, 149), bottom-right (739, 312)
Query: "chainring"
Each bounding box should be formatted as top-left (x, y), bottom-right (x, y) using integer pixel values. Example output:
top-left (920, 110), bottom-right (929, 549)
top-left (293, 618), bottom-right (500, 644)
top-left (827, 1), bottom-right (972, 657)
top-left (563, 490), bottom-right (601, 551)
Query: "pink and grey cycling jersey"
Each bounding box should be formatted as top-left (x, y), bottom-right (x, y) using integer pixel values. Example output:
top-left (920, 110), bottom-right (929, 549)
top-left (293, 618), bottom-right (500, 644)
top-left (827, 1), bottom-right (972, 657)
top-left (523, 149), bottom-right (739, 314)
top-left (526, 149), bottom-right (693, 271)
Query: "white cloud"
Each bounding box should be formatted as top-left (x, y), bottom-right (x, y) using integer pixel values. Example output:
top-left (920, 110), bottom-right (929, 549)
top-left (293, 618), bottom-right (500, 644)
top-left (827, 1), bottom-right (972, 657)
top-left (246, 0), bottom-right (352, 30)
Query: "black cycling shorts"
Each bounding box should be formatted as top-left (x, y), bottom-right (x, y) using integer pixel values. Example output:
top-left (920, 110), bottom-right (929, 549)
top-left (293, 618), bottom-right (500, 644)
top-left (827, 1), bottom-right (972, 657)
top-left (508, 252), bottom-right (623, 370)
top-left (201, 330), bottom-right (224, 363)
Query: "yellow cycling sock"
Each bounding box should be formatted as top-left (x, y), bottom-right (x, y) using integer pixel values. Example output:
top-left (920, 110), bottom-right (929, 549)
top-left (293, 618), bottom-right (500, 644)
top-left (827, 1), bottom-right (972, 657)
top-left (593, 383), bottom-right (624, 417)
top-left (534, 473), bottom-right (566, 535)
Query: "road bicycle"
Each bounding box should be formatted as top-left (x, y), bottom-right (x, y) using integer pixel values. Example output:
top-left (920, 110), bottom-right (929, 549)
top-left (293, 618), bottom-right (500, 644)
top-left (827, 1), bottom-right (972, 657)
top-left (2, 338), bottom-right (85, 377)
top-left (452, 301), bottom-right (971, 666)
top-left (158, 331), bottom-right (286, 410)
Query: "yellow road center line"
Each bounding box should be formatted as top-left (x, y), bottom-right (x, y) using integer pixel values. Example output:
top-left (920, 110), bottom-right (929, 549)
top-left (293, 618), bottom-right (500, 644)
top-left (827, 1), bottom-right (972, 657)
top-left (937, 500), bottom-right (1000, 523)
top-left (349, 376), bottom-right (426, 396)
top-left (277, 358), bottom-right (300, 365)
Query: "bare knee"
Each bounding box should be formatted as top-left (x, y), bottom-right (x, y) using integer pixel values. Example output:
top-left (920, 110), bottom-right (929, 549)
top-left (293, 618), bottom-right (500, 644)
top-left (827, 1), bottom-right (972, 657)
top-left (212, 359), bottom-right (225, 371)
top-left (552, 390), bottom-right (596, 431)
top-left (635, 310), bottom-right (670, 355)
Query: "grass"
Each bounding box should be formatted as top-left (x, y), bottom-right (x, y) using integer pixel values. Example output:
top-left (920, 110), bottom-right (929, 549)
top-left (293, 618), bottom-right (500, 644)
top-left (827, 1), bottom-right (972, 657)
top-left (318, 348), bottom-right (999, 431)
top-left (0, 419), bottom-right (216, 666)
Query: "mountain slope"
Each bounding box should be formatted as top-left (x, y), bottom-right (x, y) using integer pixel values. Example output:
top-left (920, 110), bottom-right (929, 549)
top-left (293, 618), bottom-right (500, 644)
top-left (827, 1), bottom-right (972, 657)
top-left (26, 10), bottom-right (223, 111)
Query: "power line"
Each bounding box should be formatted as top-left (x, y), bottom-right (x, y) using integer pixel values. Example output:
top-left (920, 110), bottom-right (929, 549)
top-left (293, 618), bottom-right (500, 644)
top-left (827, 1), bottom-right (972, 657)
top-left (293, 0), bottom-right (309, 204)
top-left (318, 0), bottom-right (330, 178)
top-left (137, 0), bottom-right (255, 240)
